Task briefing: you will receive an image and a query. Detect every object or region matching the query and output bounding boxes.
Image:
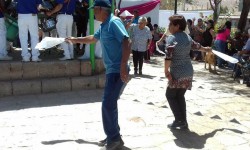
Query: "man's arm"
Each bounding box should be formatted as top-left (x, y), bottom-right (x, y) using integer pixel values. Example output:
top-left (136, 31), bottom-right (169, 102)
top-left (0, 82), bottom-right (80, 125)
top-left (120, 37), bottom-right (131, 83)
top-left (46, 4), bottom-right (63, 16)
top-left (238, 50), bottom-right (250, 55)
top-left (65, 35), bottom-right (98, 44)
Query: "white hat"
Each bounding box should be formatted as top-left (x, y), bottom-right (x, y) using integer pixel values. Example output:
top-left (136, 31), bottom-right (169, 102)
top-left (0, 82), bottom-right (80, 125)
top-left (119, 10), bottom-right (134, 17)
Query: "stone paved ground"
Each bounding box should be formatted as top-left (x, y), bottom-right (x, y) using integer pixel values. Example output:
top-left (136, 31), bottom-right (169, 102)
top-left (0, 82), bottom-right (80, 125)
top-left (0, 56), bottom-right (250, 150)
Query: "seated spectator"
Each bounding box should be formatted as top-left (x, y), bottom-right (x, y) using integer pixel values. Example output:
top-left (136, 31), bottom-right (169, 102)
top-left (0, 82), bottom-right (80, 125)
top-left (228, 31), bottom-right (245, 56)
top-left (229, 29), bottom-right (250, 69)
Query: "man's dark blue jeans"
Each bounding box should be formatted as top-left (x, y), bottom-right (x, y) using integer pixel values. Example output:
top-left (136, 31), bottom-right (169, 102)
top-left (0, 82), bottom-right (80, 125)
top-left (102, 73), bottom-right (124, 144)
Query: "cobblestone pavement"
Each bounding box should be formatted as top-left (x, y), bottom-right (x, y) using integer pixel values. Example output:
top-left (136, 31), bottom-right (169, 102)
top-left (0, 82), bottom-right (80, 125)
top-left (0, 56), bottom-right (250, 150)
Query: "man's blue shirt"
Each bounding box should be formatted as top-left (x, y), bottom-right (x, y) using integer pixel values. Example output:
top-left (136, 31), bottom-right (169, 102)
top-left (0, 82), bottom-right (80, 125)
top-left (17, 0), bottom-right (42, 14)
top-left (94, 14), bottom-right (129, 74)
top-left (243, 38), bottom-right (250, 51)
top-left (0, 12), bottom-right (3, 18)
top-left (56, 0), bottom-right (76, 15)
top-left (132, 16), bottom-right (139, 24)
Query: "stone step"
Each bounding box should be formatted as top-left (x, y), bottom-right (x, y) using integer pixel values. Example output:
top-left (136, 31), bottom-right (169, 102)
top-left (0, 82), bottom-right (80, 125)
top-left (0, 59), bottom-right (105, 81)
top-left (0, 58), bottom-right (106, 97)
top-left (0, 74), bottom-right (106, 97)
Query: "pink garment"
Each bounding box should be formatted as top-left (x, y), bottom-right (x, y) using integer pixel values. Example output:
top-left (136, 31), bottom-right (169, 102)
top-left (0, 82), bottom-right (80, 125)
top-left (120, 0), bottom-right (160, 17)
top-left (216, 28), bottom-right (231, 42)
top-left (149, 40), bottom-right (155, 55)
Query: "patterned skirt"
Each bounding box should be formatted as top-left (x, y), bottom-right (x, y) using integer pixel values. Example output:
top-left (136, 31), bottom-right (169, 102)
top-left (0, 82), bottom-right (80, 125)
top-left (168, 76), bottom-right (193, 90)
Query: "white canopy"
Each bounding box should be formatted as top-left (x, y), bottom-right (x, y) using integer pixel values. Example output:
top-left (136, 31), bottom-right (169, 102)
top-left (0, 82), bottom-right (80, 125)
top-left (119, 10), bottom-right (134, 17)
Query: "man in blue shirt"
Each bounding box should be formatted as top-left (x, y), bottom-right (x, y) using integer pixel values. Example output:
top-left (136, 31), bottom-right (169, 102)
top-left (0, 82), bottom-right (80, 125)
top-left (46, 0), bottom-right (76, 60)
top-left (66, 0), bottom-right (131, 149)
top-left (238, 29), bottom-right (250, 55)
top-left (0, 0), bottom-right (12, 60)
top-left (17, 0), bottom-right (42, 62)
top-left (132, 9), bottom-right (139, 24)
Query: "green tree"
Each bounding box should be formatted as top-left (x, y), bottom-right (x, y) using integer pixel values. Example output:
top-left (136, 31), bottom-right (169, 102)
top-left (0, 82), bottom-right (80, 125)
top-left (160, 0), bottom-right (175, 10)
top-left (186, 0), bottom-right (193, 4)
top-left (209, 0), bottom-right (222, 23)
top-left (220, 6), bottom-right (229, 14)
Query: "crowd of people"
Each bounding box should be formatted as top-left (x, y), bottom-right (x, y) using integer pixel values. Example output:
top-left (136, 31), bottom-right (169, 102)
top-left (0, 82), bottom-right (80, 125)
top-left (0, 0), bottom-right (90, 61)
top-left (0, 0), bottom-right (165, 69)
top-left (186, 16), bottom-right (250, 69)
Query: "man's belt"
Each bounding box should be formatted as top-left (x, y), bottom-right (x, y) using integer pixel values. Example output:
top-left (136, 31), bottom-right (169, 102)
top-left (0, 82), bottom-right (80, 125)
top-left (58, 12), bottom-right (72, 15)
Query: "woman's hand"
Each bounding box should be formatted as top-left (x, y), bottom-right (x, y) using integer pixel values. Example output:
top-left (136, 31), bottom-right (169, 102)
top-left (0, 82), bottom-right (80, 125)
top-left (147, 43), bottom-right (151, 50)
top-left (165, 71), bottom-right (172, 81)
top-left (156, 41), bottom-right (161, 45)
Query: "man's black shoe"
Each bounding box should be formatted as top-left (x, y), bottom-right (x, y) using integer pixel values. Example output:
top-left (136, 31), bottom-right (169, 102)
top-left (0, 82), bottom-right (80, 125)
top-left (100, 138), bottom-right (124, 150)
top-left (168, 120), bottom-right (188, 130)
top-left (98, 138), bottom-right (107, 147)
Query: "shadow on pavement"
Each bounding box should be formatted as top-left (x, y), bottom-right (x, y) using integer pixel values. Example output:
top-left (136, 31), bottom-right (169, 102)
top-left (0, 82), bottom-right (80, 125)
top-left (170, 128), bottom-right (224, 149)
top-left (0, 90), bottom-right (103, 112)
top-left (41, 139), bottom-right (131, 149)
top-left (132, 74), bottom-right (156, 79)
top-left (42, 139), bottom-right (99, 145)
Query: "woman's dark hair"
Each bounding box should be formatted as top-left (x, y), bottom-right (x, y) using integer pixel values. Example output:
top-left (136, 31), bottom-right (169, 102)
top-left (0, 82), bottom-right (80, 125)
top-left (153, 24), bottom-right (158, 28)
top-left (187, 19), bottom-right (192, 26)
top-left (207, 19), bottom-right (214, 29)
top-left (225, 21), bottom-right (232, 29)
top-left (147, 17), bottom-right (151, 23)
top-left (218, 20), bottom-right (232, 33)
top-left (169, 14), bottom-right (187, 31)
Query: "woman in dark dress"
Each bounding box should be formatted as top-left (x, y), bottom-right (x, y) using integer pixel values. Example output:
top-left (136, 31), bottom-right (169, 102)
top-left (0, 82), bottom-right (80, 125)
top-left (202, 19), bottom-right (215, 47)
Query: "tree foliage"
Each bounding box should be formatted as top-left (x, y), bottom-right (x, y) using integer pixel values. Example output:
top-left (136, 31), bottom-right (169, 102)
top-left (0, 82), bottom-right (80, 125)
top-left (185, 0), bottom-right (193, 4)
top-left (160, 0), bottom-right (175, 10)
top-left (209, 0), bottom-right (222, 23)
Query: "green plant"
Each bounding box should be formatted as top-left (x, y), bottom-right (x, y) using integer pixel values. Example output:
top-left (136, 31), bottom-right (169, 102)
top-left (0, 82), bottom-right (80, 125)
top-left (158, 27), bottom-right (166, 34)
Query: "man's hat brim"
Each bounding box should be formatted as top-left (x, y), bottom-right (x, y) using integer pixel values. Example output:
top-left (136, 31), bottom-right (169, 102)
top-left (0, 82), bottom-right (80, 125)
top-left (88, 1), bottom-right (111, 9)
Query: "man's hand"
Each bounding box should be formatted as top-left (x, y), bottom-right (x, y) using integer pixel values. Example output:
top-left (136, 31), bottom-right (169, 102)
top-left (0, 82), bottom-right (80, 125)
top-left (65, 37), bottom-right (76, 44)
top-left (46, 11), bottom-right (53, 17)
top-left (120, 64), bottom-right (129, 83)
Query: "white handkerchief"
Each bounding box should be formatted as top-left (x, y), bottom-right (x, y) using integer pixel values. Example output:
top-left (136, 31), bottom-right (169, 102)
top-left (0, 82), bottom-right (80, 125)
top-left (212, 50), bottom-right (239, 64)
top-left (35, 37), bottom-right (65, 49)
